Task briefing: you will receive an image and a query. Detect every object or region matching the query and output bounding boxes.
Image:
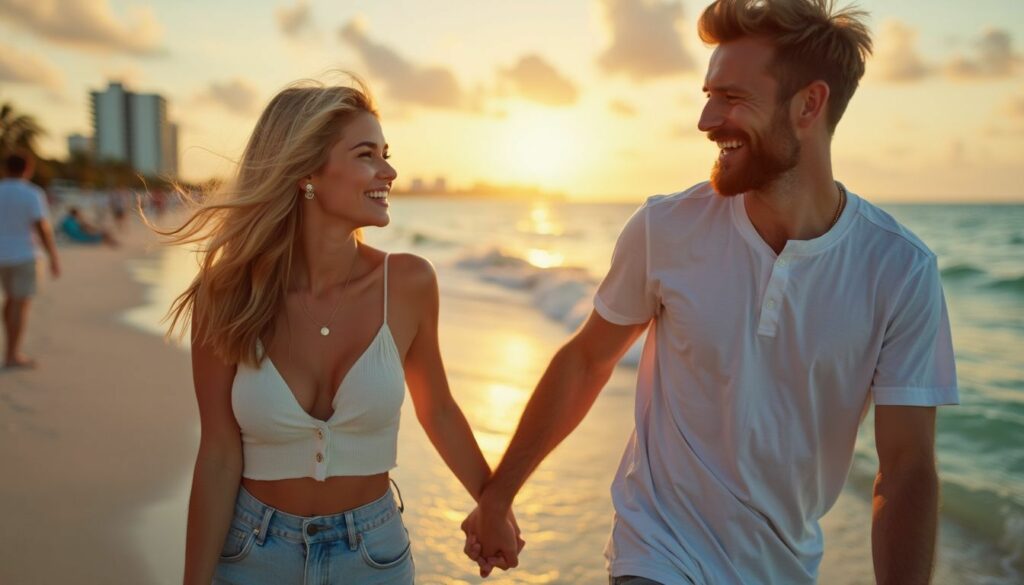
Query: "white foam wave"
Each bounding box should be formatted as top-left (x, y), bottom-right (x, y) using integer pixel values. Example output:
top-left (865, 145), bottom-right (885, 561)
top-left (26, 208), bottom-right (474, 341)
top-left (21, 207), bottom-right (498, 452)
top-left (454, 247), bottom-right (643, 366)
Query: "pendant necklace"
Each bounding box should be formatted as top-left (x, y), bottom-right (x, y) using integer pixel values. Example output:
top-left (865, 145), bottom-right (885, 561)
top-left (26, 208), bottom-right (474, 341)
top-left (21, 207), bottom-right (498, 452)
top-left (299, 249), bottom-right (358, 337)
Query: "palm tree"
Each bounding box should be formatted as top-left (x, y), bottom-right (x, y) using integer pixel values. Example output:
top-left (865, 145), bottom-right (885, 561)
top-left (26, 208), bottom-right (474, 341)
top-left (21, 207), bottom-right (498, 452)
top-left (0, 101), bottom-right (45, 156)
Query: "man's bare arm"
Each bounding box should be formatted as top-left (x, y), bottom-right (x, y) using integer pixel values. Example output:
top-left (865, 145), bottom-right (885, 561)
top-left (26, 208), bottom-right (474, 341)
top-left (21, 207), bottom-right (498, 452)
top-left (872, 405), bottom-right (939, 585)
top-left (33, 219), bottom-right (60, 277)
top-left (466, 310), bottom-right (648, 568)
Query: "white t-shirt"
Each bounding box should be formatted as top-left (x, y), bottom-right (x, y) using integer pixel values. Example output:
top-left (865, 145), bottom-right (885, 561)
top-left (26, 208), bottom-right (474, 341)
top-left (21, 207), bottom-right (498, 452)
top-left (0, 178), bottom-right (49, 265)
top-left (595, 182), bottom-right (958, 585)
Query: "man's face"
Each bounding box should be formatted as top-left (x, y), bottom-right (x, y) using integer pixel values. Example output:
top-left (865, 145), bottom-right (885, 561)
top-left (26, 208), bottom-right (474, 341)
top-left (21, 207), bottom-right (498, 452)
top-left (698, 37), bottom-right (800, 196)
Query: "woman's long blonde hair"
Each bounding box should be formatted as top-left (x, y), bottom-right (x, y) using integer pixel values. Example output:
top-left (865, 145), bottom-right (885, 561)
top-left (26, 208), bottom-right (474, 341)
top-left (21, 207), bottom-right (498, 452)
top-left (155, 76), bottom-right (377, 366)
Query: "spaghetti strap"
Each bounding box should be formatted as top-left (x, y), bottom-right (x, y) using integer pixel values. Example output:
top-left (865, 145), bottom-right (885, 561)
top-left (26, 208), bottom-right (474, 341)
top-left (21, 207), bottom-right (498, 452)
top-left (382, 253), bottom-right (389, 323)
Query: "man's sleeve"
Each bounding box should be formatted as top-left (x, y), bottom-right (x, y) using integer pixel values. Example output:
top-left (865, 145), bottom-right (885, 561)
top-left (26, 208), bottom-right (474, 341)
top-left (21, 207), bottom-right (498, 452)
top-left (30, 185), bottom-right (49, 222)
top-left (593, 201), bottom-right (658, 325)
top-left (871, 257), bottom-right (959, 406)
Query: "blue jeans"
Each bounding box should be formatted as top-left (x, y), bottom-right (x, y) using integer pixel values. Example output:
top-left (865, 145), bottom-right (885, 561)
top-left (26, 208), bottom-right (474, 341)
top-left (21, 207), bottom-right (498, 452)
top-left (213, 485), bottom-right (414, 584)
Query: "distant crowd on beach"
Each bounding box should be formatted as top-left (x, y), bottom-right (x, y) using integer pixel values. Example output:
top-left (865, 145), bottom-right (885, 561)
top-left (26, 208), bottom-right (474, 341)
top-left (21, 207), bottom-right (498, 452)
top-left (0, 150), bottom-right (180, 369)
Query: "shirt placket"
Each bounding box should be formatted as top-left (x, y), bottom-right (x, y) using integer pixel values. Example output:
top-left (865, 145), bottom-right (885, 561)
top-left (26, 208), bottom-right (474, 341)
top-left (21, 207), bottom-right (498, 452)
top-left (757, 255), bottom-right (792, 337)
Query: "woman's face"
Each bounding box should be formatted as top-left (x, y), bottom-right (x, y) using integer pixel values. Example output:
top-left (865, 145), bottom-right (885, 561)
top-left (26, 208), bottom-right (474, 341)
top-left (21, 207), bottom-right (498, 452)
top-left (307, 111), bottom-right (397, 228)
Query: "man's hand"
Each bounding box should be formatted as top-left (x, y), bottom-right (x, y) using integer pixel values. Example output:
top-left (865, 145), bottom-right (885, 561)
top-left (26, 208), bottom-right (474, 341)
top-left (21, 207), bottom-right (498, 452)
top-left (462, 504), bottom-right (525, 577)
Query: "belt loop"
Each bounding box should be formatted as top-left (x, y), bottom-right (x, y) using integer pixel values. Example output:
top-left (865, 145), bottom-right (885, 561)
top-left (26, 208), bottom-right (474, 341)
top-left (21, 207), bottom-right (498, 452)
top-left (390, 478), bottom-right (405, 513)
top-left (255, 506), bottom-right (273, 546)
top-left (344, 511), bottom-right (359, 551)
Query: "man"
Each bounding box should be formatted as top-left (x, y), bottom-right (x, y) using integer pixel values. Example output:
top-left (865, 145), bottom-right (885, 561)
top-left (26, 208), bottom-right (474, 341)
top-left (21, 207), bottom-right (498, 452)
top-left (463, 1), bottom-right (958, 584)
top-left (0, 152), bottom-right (60, 368)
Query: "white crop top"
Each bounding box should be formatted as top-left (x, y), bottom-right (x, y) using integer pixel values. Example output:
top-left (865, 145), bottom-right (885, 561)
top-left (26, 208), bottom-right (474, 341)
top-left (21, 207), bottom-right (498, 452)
top-left (232, 255), bottom-right (406, 481)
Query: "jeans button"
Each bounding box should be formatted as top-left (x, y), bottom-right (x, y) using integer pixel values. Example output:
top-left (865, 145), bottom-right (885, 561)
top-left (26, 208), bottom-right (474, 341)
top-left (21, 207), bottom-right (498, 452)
top-left (306, 523), bottom-right (320, 536)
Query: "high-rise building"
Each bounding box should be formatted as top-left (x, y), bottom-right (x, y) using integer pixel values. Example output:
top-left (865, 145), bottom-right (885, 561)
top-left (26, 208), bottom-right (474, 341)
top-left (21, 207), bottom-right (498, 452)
top-left (90, 82), bottom-right (178, 177)
top-left (67, 133), bottom-right (93, 156)
top-left (91, 82), bottom-right (129, 163)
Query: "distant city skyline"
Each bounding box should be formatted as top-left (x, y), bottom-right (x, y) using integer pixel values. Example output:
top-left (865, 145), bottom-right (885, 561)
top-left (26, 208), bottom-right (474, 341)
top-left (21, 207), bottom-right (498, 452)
top-left (88, 81), bottom-right (178, 177)
top-left (1, 0), bottom-right (1022, 201)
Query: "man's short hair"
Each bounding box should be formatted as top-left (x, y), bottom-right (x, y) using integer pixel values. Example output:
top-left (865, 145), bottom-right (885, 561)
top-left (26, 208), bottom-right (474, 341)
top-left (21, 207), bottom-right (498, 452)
top-left (4, 152), bottom-right (31, 176)
top-left (698, 0), bottom-right (873, 134)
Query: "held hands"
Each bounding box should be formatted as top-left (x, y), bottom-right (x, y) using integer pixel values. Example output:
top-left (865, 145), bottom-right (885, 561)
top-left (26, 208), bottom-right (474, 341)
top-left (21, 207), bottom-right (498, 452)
top-left (461, 504), bottom-right (526, 577)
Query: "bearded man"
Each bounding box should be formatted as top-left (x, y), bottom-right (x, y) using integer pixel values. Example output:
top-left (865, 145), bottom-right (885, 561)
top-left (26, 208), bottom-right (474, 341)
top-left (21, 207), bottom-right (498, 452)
top-left (464, 1), bottom-right (958, 584)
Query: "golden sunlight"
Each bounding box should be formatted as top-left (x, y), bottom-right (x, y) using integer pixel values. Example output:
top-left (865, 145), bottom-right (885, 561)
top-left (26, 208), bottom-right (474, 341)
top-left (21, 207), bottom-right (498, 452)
top-left (526, 248), bottom-right (565, 269)
top-left (500, 110), bottom-right (578, 186)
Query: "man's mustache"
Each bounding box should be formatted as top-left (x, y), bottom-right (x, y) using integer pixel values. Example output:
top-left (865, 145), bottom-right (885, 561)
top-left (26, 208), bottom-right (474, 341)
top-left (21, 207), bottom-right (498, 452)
top-left (707, 129), bottom-right (750, 144)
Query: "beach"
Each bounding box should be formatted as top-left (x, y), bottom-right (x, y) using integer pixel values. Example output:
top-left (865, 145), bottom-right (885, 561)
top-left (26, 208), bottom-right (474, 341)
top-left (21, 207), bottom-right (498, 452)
top-left (0, 221), bottom-right (195, 583)
top-left (1, 198), bottom-right (1021, 584)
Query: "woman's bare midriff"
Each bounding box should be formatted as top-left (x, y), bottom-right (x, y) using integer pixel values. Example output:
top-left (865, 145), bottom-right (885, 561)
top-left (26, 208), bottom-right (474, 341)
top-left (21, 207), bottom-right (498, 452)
top-left (242, 473), bottom-right (391, 517)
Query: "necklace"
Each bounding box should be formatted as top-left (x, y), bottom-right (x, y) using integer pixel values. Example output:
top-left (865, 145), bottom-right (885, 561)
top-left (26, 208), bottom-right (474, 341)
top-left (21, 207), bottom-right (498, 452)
top-left (828, 183), bottom-right (846, 231)
top-left (299, 250), bottom-right (358, 337)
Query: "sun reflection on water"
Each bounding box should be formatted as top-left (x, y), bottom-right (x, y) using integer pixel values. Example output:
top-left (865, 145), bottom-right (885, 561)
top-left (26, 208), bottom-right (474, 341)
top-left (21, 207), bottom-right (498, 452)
top-left (525, 248), bottom-right (564, 268)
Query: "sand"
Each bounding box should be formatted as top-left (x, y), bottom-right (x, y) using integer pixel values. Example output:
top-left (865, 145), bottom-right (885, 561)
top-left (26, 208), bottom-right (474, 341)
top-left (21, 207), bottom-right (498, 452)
top-left (0, 220), bottom-right (196, 584)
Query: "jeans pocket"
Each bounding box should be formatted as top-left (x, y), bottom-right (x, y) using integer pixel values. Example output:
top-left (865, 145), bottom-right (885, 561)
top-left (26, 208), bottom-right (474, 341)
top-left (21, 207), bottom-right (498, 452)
top-left (358, 514), bottom-right (412, 570)
top-left (219, 524), bottom-right (258, 563)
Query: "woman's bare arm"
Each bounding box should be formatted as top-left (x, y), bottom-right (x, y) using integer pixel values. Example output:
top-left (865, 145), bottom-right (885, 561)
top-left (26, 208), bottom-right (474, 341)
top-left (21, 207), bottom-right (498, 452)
top-left (182, 316), bottom-right (242, 585)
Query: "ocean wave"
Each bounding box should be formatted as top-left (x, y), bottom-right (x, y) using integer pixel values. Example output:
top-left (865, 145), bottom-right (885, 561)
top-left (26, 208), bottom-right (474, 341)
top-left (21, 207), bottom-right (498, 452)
top-left (454, 247), bottom-right (644, 366)
top-left (941, 263), bottom-right (987, 279)
top-left (941, 482), bottom-right (1024, 568)
top-left (847, 451), bottom-right (1024, 574)
top-left (988, 275), bottom-right (1024, 293)
top-left (409, 230), bottom-right (457, 248)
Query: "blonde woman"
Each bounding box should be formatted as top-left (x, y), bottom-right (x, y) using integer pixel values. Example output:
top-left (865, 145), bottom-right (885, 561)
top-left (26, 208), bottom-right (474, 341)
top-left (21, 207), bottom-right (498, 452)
top-left (158, 78), bottom-right (521, 584)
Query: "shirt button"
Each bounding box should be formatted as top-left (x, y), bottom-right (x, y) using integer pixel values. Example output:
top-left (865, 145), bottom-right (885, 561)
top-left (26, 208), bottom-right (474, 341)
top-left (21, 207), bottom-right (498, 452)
top-left (316, 429), bottom-right (324, 440)
top-left (315, 452), bottom-right (324, 463)
top-left (778, 258), bottom-right (787, 266)
top-left (767, 299), bottom-right (776, 308)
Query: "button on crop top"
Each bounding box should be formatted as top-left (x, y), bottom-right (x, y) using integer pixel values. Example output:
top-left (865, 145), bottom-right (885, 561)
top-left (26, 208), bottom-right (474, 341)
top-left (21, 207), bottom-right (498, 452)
top-left (232, 255), bottom-right (405, 481)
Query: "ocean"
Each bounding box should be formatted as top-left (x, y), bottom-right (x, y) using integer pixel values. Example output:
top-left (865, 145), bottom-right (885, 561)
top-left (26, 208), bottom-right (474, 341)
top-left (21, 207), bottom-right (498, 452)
top-left (127, 195), bottom-right (1023, 584)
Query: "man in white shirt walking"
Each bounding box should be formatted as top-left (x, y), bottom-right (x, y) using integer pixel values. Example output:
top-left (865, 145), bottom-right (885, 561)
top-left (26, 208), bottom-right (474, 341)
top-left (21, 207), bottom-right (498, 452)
top-left (463, 1), bottom-right (958, 584)
top-left (0, 152), bottom-right (60, 368)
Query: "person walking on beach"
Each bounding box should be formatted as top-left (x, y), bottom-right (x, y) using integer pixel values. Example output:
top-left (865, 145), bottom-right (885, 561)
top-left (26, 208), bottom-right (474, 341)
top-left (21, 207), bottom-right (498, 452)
top-left (0, 152), bottom-right (60, 368)
top-left (463, 1), bottom-right (958, 584)
top-left (158, 78), bottom-right (522, 584)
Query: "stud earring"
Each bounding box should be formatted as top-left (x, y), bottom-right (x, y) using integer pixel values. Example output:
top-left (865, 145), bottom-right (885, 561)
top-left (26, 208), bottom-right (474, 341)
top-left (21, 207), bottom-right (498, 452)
top-left (304, 183), bottom-right (315, 200)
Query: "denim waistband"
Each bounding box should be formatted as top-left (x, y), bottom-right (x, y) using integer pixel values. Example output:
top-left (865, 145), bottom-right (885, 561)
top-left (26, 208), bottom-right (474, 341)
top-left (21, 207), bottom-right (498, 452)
top-left (232, 484), bottom-right (403, 547)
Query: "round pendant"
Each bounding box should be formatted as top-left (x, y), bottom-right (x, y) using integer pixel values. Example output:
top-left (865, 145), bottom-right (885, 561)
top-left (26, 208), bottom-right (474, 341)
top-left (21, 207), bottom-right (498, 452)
top-left (320, 327), bottom-right (330, 336)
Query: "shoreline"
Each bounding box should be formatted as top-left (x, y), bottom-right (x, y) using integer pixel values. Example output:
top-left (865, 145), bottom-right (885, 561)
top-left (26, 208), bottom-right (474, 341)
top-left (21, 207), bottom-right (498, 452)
top-left (0, 219), bottom-right (195, 584)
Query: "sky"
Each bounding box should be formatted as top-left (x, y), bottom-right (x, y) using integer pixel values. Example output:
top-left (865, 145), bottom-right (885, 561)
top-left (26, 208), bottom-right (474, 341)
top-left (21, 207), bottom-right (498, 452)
top-left (1, 0), bottom-right (1022, 202)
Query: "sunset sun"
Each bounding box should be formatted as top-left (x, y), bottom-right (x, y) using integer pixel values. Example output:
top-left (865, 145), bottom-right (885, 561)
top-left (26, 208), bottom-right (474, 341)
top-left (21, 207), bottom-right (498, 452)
top-left (499, 111), bottom-right (577, 187)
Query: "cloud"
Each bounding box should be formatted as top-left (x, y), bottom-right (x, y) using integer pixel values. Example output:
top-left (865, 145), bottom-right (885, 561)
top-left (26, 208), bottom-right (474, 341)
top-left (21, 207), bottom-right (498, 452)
top-left (498, 55), bottom-right (578, 106)
top-left (947, 28), bottom-right (1022, 79)
top-left (1006, 93), bottom-right (1024, 118)
top-left (276, 0), bottom-right (313, 39)
top-left (0, 40), bottom-right (63, 90)
top-left (987, 90), bottom-right (1024, 136)
top-left (597, 0), bottom-right (695, 81)
top-left (873, 20), bottom-right (932, 82)
top-left (610, 99), bottom-right (636, 116)
top-left (339, 19), bottom-right (469, 110)
top-left (199, 79), bottom-right (261, 115)
top-left (0, 0), bottom-right (164, 55)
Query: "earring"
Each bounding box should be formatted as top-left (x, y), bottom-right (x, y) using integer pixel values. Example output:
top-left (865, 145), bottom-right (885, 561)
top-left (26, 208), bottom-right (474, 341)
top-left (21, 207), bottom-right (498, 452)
top-left (304, 183), bottom-right (315, 200)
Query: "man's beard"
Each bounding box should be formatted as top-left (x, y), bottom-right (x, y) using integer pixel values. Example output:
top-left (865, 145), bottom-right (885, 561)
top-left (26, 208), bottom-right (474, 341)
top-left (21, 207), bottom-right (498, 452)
top-left (709, 107), bottom-right (800, 196)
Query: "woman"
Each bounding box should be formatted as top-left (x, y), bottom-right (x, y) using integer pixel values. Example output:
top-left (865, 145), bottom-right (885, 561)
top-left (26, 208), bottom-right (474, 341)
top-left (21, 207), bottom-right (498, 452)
top-left (157, 77), bottom-right (521, 584)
